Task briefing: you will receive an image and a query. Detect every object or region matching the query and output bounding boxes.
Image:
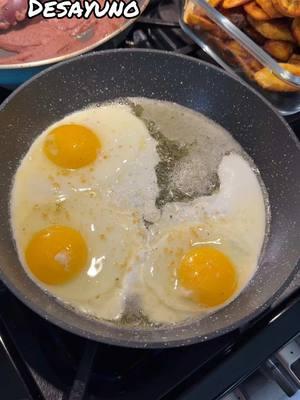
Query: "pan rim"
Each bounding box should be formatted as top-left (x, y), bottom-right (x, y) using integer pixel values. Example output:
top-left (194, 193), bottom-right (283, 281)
top-left (0, 48), bottom-right (299, 348)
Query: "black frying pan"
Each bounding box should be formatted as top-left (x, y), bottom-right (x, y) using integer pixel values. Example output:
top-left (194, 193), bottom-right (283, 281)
top-left (0, 49), bottom-right (299, 348)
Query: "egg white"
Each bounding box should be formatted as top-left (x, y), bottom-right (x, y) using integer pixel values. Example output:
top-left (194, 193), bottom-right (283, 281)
top-left (11, 191), bottom-right (146, 320)
top-left (12, 103), bottom-right (160, 221)
top-left (137, 153), bottom-right (267, 324)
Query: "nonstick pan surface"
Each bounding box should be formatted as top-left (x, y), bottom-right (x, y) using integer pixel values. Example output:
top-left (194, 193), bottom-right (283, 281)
top-left (0, 50), bottom-right (299, 348)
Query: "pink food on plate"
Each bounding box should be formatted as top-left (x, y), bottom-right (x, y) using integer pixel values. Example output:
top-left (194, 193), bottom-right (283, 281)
top-left (0, 1), bottom-right (125, 64)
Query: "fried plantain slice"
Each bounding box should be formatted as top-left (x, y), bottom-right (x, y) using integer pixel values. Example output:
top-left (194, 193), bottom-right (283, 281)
top-left (184, 1), bottom-right (215, 28)
top-left (184, 1), bottom-right (204, 22)
top-left (225, 40), bottom-right (263, 78)
top-left (289, 53), bottom-right (300, 64)
top-left (223, 0), bottom-right (251, 9)
top-left (272, 0), bottom-right (300, 17)
top-left (186, 12), bottom-right (217, 30)
top-left (291, 17), bottom-right (300, 44)
top-left (254, 63), bottom-right (300, 91)
top-left (256, 0), bottom-right (282, 17)
top-left (184, 1), bottom-right (228, 38)
top-left (244, 1), bottom-right (272, 19)
top-left (209, 0), bottom-right (224, 6)
top-left (263, 39), bottom-right (294, 60)
top-left (243, 24), bottom-right (267, 44)
top-left (226, 40), bottom-right (249, 56)
top-left (247, 16), bottom-right (295, 41)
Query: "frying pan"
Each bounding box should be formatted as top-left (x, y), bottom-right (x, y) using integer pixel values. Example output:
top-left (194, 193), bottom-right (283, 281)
top-left (0, 49), bottom-right (299, 348)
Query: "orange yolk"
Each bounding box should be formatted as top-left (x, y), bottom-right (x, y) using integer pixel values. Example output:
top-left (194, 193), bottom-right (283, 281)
top-left (44, 124), bottom-right (101, 169)
top-left (178, 246), bottom-right (237, 307)
top-left (25, 225), bottom-right (88, 285)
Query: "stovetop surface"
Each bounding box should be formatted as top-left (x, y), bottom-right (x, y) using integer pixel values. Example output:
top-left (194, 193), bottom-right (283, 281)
top-left (1, 281), bottom-right (299, 400)
top-left (0, 1), bottom-right (299, 400)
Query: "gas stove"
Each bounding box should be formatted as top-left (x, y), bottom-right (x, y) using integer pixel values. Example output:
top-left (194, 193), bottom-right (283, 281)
top-left (0, 1), bottom-right (300, 400)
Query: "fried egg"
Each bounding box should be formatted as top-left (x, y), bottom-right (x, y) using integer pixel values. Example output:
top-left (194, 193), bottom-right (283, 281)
top-left (138, 153), bottom-right (266, 324)
top-left (11, 191), bottom-right (145, 320)
top-left (12, 103), bottom-right (159, 222)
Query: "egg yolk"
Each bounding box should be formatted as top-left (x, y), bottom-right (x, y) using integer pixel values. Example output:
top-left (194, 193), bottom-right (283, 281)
top-left (44, 124), bottom-right (101, 169)
top-left (178, 246), bottom-right (237, 307)
top-left (25, 225), bottom-right (88, 285)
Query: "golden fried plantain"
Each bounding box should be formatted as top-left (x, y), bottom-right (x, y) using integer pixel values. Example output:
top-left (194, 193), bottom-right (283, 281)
top-left (272, 0), bottom-right (300, 17)
top-left (225, 40), bottom-right (263, 78)
top-left (243, 25), bottom-right (267, 44)
top-left (208, 0), bottom-right (224, 6)
top-left (186, 12), bottom-right (217, 30)
top-left (256, 0), bottom-right (282, 17)
top-left (247, 16), bottom-right (295, 41)
top-left (254, 63), bottom-right (300, 91)
top-left (291, 18), bottom-right (300, 44)
top-left (206, 34), bottom-right (237, 62)
top-left (263, 39), bottom-right (294, 60)
top-left (184, 2), bottom-right (215, 28)
top-left (223, 0), bottom-right (251, 9)
top-left (184, 1), bottom-right (228, 38)
top-left (226, 40), bottom-right (249, 56)
top-left (184, 1), bottom-right (203, 22)
top-left (244, 2), bottom-right (272, 20)
top-left (289, 53), bottom-right (300, 64)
